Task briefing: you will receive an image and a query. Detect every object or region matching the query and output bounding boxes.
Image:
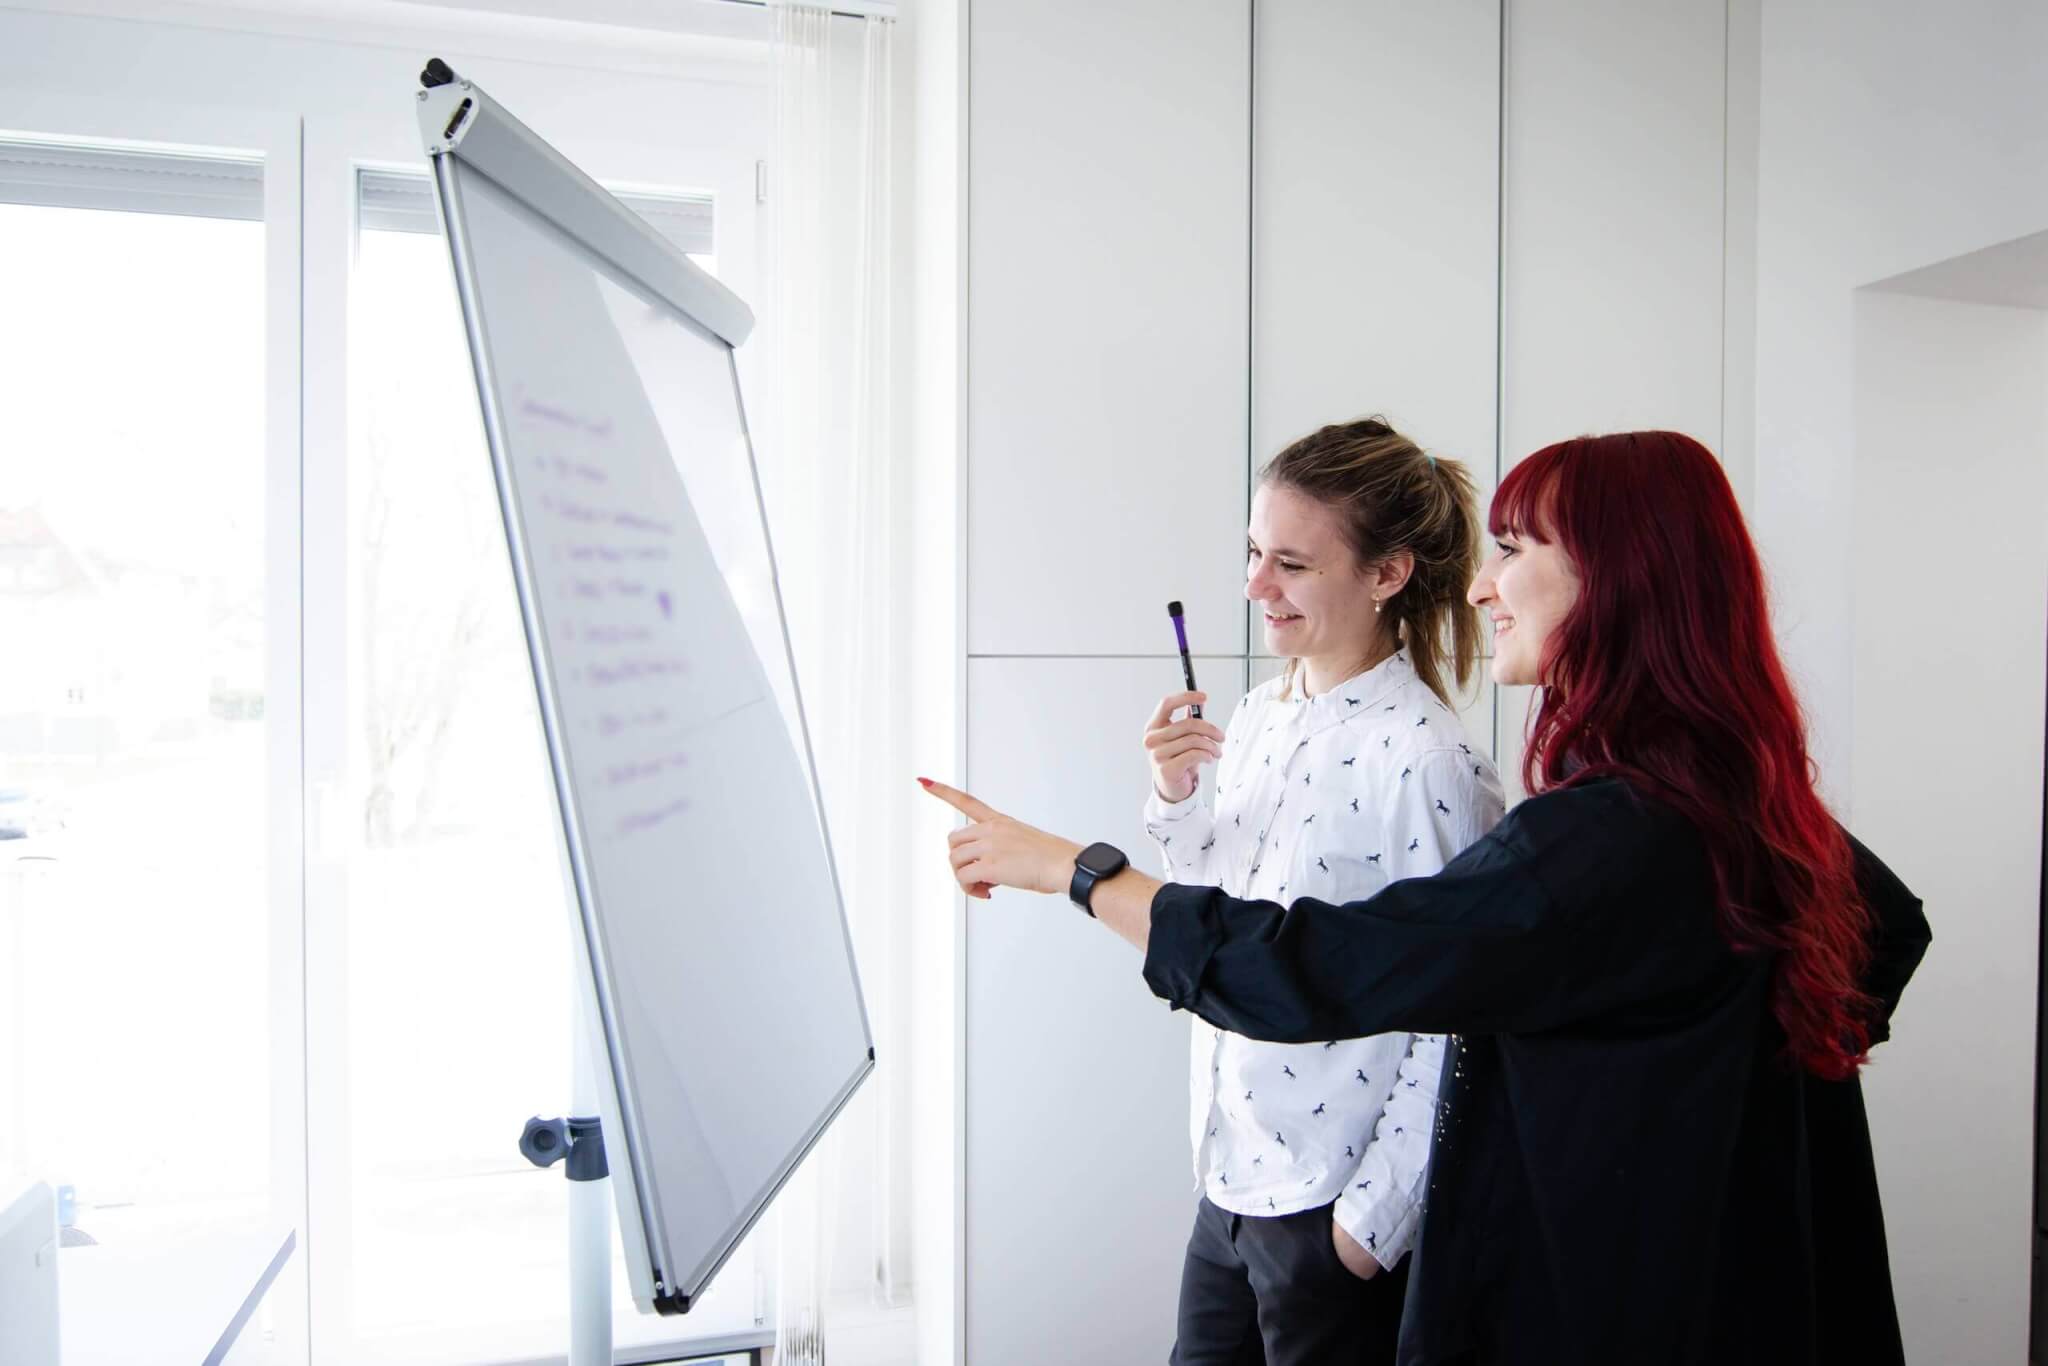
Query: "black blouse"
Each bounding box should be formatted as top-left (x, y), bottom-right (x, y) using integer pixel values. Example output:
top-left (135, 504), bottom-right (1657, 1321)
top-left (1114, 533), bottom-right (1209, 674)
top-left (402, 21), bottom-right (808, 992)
top-left (1142, 777), bottom-right (1930, 1366)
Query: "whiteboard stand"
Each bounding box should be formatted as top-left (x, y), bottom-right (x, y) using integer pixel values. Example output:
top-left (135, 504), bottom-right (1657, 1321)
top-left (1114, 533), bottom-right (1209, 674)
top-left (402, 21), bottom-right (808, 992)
top-left (516, 978), bottom-right (614, 1365)
top-left (518, 1102), bottom-right (612, 1366)
top-left (570, 987), bottom-right (613, 1366)
top-left (513, 802), bottom-right (620, 1366)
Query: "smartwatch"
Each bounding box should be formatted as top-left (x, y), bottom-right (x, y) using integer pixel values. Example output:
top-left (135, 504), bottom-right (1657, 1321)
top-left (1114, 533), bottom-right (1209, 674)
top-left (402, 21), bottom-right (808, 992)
top-left (1068, 841), bottom-right (1129, 917)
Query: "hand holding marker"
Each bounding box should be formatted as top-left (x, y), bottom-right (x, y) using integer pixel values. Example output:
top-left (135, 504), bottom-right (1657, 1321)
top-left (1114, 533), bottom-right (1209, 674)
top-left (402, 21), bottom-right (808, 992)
top-left (1145, 602), bottom-right (1226, 804)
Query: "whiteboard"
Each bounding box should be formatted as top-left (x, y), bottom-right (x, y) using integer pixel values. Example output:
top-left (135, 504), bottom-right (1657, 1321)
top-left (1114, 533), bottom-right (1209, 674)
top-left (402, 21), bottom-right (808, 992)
top-left (419, 74), bottom-right (871, 1314)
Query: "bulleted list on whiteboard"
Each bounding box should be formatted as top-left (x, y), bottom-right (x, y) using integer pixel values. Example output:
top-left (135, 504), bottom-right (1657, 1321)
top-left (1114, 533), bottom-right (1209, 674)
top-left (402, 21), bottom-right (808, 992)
top-left (509, 383), bottom-right (768, 845)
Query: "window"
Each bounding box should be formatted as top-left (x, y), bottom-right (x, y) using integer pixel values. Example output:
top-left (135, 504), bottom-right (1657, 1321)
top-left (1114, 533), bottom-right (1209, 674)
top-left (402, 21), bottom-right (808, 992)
top-left (0, 143), bottom-right (281, 1356)
top-left (0, 105), bottom-right (766, 1363)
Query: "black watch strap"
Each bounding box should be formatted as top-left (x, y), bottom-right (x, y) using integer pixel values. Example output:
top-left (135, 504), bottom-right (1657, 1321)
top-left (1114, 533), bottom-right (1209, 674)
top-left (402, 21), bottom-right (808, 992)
top-left (1069, 842), bottom-right (1129, 917)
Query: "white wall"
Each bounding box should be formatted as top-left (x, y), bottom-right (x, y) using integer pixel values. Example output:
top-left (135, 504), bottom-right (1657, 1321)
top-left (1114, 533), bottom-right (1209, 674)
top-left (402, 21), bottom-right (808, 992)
top-left (1754, 0), bottom-right (2048, 798)
top-left (1252, 2), bottom-right (1498, 477)
top-left (1752, 6), bottom-right (2048, 1354)
top-left (1502, 0), bottom-right (1727, 461)
top-left (1851, 283), bottom-right (2048, 1365)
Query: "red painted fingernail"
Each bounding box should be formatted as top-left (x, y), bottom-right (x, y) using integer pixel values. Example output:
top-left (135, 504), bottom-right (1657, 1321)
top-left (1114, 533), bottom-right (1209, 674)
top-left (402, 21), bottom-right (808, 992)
top-left (917, 777), bottom-right (933, 788)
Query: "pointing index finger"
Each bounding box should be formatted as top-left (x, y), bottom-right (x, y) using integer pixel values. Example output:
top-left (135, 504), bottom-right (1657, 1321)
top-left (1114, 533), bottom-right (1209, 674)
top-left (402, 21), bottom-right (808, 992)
top-left (919, 777), bottom-right (998, 823)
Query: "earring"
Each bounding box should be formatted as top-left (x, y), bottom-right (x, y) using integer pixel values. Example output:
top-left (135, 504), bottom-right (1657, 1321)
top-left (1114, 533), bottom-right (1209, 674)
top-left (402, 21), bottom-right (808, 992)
top-left (1373, 598), bottom-right (1383, 614)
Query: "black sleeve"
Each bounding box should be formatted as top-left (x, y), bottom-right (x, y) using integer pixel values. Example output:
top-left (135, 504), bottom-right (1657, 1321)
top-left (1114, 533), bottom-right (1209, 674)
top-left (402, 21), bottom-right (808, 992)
top-left (1841, 826), bottom-right (1930, 1046)
top-left (1142, 780), bottom-right (1731, 1042)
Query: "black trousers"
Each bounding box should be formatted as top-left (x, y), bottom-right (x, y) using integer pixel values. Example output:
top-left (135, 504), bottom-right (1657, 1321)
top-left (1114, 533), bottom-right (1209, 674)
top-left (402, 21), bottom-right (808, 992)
top-left (1171, 1197), bottom-right (1411, 1366)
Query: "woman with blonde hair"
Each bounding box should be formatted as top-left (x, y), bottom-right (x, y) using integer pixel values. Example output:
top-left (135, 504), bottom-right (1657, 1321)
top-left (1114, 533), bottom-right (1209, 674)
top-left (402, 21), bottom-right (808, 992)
top-left (1140, 417), bottom-right (1501, 1364)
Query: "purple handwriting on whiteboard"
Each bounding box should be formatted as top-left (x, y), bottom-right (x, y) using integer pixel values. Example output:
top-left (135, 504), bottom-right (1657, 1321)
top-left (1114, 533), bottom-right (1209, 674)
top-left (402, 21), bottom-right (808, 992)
top-left (553, 577), bottom-right (678, 606)
top-left (585, 657), bottom-right (693, 686)
top-left (532, 495), bottom-right (667, 536)
top-left (580, 624), bottom-right (654, 646)
top-left (519, 397), bottom-right (614, 439)
top-left (618, 796), bottom-right (690, 837)
top-left (595, 706), bottom-right (670, 738)
top-left (565, 544), bottom-right (671, 565)
top-left (537, 453), bottom-right (610, 484)
top-left (612, 511), bottom-right (673, 536)
top-left (605, 751), bottom-right (690, 788)
top-left (547, 497), bottom-right (603, 524)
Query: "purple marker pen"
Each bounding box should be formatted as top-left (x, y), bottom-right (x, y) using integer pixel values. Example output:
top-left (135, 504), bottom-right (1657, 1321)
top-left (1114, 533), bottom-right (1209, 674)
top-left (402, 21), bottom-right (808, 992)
top-left (1167, 601), bottom-right (1202, 719)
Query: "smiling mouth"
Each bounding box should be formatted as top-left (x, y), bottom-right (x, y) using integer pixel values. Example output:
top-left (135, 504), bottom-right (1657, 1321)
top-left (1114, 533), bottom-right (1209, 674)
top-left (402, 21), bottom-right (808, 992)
top-left (1266, 612), bottom-right (1302, 626)
top-left (1493, 617), bottom-right (1516, 635)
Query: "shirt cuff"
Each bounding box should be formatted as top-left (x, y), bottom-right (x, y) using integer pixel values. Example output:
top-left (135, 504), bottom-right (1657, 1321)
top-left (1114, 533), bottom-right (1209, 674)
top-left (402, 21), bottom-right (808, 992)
top-left (1332, 1182), bottom-right (1421, 1270)
top-left (1143, 786), bottom-right (1205, 828)
top-left (1141, 882), bottom-right (1224, 1013)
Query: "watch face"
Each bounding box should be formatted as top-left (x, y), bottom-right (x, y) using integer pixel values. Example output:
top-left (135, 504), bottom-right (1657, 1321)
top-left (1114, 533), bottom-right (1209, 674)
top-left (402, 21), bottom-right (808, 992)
top-left (1078, 842), bottom-right (1127, 877)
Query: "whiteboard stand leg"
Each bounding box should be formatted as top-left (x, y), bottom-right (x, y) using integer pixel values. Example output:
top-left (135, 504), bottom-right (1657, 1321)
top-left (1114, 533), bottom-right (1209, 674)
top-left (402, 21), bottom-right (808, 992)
top-left (519, 1113), bottom-right (612, 1366)
top-left (569, 1161), bottom-right (613, 1366)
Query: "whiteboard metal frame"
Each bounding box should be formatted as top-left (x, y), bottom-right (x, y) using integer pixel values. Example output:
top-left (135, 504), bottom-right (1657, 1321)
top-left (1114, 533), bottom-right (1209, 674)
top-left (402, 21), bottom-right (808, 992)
top-left (420, 66), bottom-right (873, 1315)
top-left (420, 75), bottom-right (753, 346)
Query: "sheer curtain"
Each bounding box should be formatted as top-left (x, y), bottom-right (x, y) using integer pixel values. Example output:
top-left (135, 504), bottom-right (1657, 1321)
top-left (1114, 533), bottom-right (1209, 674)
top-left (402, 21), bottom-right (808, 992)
top-left (760, 3), bottom-right (907, 1362)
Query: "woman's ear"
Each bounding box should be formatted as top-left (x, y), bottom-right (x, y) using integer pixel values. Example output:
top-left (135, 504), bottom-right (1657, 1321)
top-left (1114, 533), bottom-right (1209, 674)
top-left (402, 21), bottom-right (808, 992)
top-left (1373, 551), bottom-right (1416, 601)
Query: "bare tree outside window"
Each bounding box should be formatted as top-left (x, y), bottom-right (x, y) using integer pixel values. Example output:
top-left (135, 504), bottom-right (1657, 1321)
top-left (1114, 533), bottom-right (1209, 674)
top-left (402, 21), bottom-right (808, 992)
top-left (353, 360), bottom-right (503, 849)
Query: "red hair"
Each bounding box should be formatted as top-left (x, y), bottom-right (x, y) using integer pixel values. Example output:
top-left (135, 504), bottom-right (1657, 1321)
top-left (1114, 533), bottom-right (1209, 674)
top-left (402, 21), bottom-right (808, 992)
top-left (1492, 432), bottom-right (1873, 1080)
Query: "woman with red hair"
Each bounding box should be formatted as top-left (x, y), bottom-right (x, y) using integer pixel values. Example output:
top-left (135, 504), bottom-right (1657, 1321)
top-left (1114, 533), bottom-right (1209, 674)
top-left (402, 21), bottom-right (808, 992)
top-left (923, 431), bottom-right (1930, 1365)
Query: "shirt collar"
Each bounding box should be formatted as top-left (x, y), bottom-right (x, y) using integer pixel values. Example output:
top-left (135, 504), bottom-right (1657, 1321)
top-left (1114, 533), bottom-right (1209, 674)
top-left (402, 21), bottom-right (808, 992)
top-left (1279, 648), bottom-right (1419, 727)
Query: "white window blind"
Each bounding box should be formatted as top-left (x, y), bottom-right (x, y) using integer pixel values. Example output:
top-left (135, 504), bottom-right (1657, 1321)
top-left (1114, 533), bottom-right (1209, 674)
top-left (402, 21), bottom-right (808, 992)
top-left (0, 139), bottom-right (262, 220)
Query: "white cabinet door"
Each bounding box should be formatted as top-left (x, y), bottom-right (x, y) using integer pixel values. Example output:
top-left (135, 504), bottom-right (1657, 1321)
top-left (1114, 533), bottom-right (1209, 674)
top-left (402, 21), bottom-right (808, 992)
top-left (1252, 0), bottom-right (1500, 481)
top-left (1501, 0), bottom-right (1726, 461)
top-left (964, 655), bottom-right (1246, 1366)
top-left (969, 0), bottom-right (1251, 659)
